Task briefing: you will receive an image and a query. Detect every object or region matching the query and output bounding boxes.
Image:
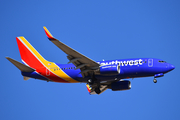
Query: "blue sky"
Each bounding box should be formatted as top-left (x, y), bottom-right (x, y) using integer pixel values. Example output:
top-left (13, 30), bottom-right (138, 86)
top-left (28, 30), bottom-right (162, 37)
top-left (1, 0), bottom-right (180, 120)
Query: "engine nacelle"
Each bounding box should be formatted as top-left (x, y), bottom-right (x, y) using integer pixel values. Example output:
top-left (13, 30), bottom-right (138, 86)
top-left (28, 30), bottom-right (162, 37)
top-left (99, 64), bottom-right (120, 75)
top-left (111, 80), bottom-right (131, 91)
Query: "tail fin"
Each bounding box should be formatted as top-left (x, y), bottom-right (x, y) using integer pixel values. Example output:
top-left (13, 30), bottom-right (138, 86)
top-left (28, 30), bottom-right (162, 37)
top-left (16, 37), bottom-right (48, 69)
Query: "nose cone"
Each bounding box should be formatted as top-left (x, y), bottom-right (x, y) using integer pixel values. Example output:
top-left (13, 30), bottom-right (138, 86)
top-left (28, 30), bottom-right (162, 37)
top-left (169, 64), bottom-right (175, 71)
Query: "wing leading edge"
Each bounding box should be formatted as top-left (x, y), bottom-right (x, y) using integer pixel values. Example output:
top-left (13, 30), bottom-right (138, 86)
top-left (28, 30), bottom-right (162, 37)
top-left (43, 27), bottom-right (100, 77)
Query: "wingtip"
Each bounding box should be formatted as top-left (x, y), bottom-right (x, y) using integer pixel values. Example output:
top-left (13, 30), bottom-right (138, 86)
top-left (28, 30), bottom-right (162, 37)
top-left (6, 57), bottom-right (14, 62)
top-left (43, 26), bottom-right (56, 40)
top-left (5, 57), bottom-right (12, 61)
top-left (5, 57), bottom-right (10, 60)
top-left (86, 84), bottom-right (91, 94)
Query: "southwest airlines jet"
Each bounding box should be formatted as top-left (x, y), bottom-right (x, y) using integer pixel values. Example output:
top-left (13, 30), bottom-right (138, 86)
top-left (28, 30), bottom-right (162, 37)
top-left (6, 27), bottom-right (175, 95)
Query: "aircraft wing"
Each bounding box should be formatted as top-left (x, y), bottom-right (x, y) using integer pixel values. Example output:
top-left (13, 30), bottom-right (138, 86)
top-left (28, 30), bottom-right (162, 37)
top-left (43, 27), bottom-right (100, 77)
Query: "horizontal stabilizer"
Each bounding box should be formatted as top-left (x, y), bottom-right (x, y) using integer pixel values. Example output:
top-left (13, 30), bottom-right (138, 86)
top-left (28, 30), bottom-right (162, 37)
top-left (6, 57), bottom-right (35, 72)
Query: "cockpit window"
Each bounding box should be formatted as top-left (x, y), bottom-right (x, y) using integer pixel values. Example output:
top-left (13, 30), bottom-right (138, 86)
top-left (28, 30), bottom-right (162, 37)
top-left (158, 60), bottom-right (166, 63)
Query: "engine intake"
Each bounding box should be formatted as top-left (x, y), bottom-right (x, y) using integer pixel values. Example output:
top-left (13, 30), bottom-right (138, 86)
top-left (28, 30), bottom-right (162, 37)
top-left (111, 80), bottom-right (131, 91)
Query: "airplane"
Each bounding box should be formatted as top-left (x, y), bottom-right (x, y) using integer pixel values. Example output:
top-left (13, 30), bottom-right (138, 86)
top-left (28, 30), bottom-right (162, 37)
top-left (6, 27), bottom-right (175, 95)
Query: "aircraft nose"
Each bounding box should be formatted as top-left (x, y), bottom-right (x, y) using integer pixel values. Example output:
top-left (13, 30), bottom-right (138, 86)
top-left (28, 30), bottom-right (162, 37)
top-left (169, 64), bottom-right (175, 71)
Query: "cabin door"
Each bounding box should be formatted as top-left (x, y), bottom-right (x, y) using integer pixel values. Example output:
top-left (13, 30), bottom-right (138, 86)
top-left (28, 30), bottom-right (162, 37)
top-left (148, 59), bottom-right (153, 67)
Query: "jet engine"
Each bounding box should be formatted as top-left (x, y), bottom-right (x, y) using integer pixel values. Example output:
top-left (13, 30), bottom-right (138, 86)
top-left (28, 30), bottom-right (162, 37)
top-left (98, 64), bottom-right (120, 75)
top-left (111, 80), bottom-right (131, 91)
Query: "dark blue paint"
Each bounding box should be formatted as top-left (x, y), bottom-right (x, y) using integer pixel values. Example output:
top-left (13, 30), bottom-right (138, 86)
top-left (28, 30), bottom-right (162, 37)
top-left (22, 58), bottom-right (175, 83)
top-left (111, 80), bottom-right (130, 91)
top-left (21, 72), bottom-right (48, 81)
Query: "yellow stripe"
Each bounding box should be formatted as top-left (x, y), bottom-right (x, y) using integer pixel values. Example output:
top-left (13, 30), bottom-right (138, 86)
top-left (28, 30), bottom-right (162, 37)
top-left (19, 37), bottom-right (47, 63)
top-left (86, 84), bottom-right (91, 90)
top-left (43, 26), bottom-right (53, 38)
top-left (48, 62), bottom-right (78, 83)
top-left (19, 36), bottom-right (78, 83)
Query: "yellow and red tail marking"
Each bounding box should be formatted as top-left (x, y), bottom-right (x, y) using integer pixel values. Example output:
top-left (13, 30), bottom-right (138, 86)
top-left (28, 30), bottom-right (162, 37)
top-left (43, 26), bottom-right (56, 40)
top-left (16, 36), bottom-right (78, 83)
top-left (86, 84), bottom-right (91, 93)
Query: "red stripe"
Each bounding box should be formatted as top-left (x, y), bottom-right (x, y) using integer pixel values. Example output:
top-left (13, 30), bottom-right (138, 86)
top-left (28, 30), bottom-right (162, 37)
top-left (86, 86), bottom-right (91, 93)
top-left (44, 30), bottom-right (56, 40)
top-left (16, 37), bottom-right (69, 83)
top-left (44, 29), bottom-right (53, 39)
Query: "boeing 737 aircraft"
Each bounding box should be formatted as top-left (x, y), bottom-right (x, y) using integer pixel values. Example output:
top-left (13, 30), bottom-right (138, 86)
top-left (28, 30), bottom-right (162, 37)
top-left (6, 27), bottom-right (175, 94)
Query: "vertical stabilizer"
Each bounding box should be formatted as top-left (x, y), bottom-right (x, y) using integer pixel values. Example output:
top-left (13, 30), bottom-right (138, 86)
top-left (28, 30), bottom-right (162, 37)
top-left (16, 37), bottom-right (48, 69)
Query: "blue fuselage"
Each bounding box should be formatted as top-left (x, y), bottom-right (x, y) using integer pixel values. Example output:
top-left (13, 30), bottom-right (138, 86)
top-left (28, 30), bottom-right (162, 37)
top-left (22, 58), bottom-right (175, 83)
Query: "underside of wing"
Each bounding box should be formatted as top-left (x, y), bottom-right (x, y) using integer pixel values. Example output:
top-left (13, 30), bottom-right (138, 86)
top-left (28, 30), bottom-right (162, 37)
top-left (86, 83), bottom-right (109, 95)
top-left (86, 80), bottom-right (132, 95)
top-left (43, 27), bottom-right (100, 77)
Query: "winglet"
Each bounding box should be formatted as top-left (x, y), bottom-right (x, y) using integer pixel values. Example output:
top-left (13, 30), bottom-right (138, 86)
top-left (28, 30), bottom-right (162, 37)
top-left (86, 84), bottom-right (91, 95)
top-left (43, 26), bottom-right (56, 40)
